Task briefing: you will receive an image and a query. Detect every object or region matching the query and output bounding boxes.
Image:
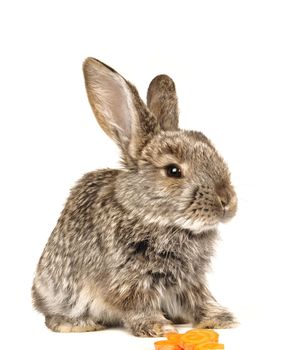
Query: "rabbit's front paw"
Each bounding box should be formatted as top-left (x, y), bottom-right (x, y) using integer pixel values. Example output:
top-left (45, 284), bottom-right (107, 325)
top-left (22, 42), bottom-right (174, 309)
top-left (131, 321), bottom-right (177, 337)
top-left (195, 309), bottom-right (238, 329)
top-left (45, 315), bottom-right (105, 333)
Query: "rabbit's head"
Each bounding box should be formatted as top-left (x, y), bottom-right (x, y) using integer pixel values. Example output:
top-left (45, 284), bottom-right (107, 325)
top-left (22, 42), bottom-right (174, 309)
top-left (83, 58), bottom-right (237, 233)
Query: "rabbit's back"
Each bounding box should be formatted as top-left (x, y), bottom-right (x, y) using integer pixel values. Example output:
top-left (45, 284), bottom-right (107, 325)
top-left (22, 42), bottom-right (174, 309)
top-left (32, 169), bottom-right (122, 316)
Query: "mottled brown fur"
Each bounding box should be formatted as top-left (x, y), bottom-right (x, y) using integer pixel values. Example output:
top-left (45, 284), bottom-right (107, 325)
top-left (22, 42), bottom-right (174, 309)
top-left (32, 58), bottom-right (237, 336)
top-left (147, 74), bottom-right (179, 131)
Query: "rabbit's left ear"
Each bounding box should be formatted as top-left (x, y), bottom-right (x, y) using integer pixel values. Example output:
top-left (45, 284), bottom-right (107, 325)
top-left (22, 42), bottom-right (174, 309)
top-left (83, 58), bottom-right (159, 161)
top-left (147, 75), bottom-right (179, 131)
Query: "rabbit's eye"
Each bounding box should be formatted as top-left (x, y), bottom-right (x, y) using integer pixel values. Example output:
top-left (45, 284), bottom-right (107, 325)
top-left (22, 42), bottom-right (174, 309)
top-left (165, 164), bottom-right (182, 178)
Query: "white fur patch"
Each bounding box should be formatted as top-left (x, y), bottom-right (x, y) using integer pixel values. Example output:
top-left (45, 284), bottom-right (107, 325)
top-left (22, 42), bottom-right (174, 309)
top-left (35, 274), bottom-right (69, 315)
top-left (143, 212), bottom-right (217, 234)
top-left (68, 286), bottom-right (91, 318)
top-left (88, 295), bottom-right (122, 325)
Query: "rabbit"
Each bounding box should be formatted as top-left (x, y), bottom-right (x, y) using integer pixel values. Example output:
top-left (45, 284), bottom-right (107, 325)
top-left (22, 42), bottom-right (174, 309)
top-left (32, 57), bottom-right (238, 337)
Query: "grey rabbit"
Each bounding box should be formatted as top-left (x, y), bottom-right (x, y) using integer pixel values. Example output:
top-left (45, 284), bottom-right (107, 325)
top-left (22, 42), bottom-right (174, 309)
top-left (32, 58), bottom-right (238, 336)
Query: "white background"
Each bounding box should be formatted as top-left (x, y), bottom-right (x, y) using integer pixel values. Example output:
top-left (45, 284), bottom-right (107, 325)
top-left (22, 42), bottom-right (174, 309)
top-left (0, 1), bottom-right (284, 349)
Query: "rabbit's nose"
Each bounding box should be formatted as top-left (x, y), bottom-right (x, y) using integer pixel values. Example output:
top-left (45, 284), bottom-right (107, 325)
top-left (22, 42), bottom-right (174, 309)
top-left (219, 196), bottom-right (230, 214)
top-left (216, 185), bottom-right (230, 208)
top-left (219, 198), bottom-right (229, 217)
top-left (216, 183), bottom-right (237, 220)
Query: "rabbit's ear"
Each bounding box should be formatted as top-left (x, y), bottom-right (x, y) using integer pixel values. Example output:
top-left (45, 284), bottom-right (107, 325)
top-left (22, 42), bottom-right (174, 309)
top-left (147, 75), bottom-right (179, 131)
top-left (83, 58), bottom-right (158, 160)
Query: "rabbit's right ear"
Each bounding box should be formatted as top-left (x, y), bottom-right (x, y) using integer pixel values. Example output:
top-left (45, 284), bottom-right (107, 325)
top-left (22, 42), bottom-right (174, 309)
top-left (83, 58), bottom-right (159, 161)
top-left (147, 75), bottom-right (179, 131)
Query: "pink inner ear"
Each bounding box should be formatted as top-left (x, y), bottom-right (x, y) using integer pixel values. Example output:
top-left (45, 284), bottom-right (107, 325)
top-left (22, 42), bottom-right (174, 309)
top-left (84, 58), bottom-right (157, 160)
top-left (89, 67), bottom-right (132, 140)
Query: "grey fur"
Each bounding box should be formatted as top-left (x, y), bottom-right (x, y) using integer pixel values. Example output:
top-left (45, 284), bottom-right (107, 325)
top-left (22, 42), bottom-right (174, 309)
top-left (32, 58), bottom-right (238, 336)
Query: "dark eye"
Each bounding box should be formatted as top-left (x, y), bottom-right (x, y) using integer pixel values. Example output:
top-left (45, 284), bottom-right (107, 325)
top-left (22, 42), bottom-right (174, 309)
top-left (165, 164), bottom-right (182, 178)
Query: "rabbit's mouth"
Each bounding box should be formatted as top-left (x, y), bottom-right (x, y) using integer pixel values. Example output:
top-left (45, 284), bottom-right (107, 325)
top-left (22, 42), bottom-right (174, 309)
top-left (173, 200), bottom-right (237, 233)
top-left (177, 182), bottom-right (238, 230)
top-left (215, 183), bottom-right (238, 223)
top-left (174, 194), bottom-right (237, 233)
top-left (219, 197), bottom-right (238, 223)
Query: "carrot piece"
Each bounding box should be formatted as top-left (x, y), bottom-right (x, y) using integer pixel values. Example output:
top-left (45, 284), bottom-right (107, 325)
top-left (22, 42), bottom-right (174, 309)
top-left (179, 329), bottom-right (219, 348)
top-left (164, 333), bottom-right (194, 350)
top-left (183, 343), bottom-right (195, 350)
top-left (185, 329), bottom-right (219, 341)
top-left (195, 343), bottom-right (224, 350)
top-left (165, 333), bottom-right (182, 342)
top-left (154, 340), bottom-right (183, 350)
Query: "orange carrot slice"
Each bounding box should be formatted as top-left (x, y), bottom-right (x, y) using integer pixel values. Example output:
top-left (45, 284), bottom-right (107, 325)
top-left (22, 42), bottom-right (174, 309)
top-left (164, 333), bottom-right (194, 350)
top-left (183, 343), bottom-right (196, 350)
top-left (154, 340), bottom-right (183, 350)
top-left (195, 343), bottom-right (224, 349)
top-left (165, 333), bottom-right (182, 342)
top-left (179, 329), bottom-right (219, 348)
